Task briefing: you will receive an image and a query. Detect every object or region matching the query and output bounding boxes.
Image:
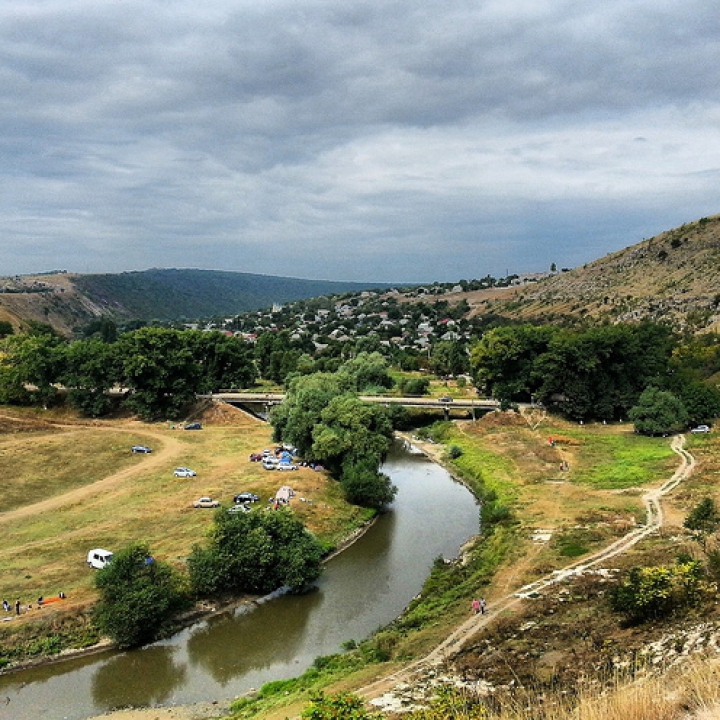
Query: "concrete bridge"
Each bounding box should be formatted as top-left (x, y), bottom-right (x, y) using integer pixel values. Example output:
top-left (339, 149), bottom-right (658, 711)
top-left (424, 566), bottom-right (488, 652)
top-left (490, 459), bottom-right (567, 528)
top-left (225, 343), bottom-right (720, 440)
top-left (207, 392), bottom-right (499, 419)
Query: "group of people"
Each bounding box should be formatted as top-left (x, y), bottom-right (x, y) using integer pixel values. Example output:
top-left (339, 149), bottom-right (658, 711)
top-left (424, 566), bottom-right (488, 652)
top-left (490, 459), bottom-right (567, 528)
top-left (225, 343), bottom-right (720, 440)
top-left (3, 592), bottom-right (66, 616)
top-left (471, 597), bottom-right (487, 615)
top-left (2, 599), bottom-right (22, 615)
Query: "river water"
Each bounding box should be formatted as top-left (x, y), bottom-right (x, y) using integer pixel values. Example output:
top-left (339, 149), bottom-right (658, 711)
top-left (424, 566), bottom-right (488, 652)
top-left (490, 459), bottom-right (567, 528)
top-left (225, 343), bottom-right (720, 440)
top-left (0, 441), bottom-right (479, 720)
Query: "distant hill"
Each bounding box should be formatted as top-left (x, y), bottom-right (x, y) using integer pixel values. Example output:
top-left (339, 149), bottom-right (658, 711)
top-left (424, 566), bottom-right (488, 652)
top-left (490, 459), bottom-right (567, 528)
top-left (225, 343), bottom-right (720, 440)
top-left (0, 269), bottom-right (391, 335)
top-left (3, 213), bottom-right (720, 337)
top-left (465, 213), bottom-right (720, 332)
top-left (72, 269), bottom-right (390, 321)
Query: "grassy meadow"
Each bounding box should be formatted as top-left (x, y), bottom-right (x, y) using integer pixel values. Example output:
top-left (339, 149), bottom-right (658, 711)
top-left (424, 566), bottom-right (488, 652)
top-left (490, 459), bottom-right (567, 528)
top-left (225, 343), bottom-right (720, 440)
top-left (0, 404), bottom-right (368, 617)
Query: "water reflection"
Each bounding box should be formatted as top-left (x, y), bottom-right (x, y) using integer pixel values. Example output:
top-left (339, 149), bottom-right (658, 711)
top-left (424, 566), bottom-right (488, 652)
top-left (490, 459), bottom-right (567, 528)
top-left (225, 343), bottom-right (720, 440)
top-left (0, 442), bottom-right (479, 720)
top-left (185, 589), bottom-right (321, 685)
top-left (92, 646), bottom-right (186, 711)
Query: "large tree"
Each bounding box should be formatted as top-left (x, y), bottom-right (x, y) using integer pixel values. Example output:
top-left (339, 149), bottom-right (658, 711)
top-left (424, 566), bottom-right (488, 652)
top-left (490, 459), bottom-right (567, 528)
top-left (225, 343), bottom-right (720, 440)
top-left (94, 543), bottom-right (189, 649)
top-left (188, 509), bottom-right (324, 596)
top-left (628, 386), bottom-right (688, 435)
top-left (117, 328), bottom-right (200, 420)
top-left (187, 331), bottom-right (257, 393)
top-left (270, 372), bottom-right (346, 457)
top-left (61, 339), bottom-right (121, 416)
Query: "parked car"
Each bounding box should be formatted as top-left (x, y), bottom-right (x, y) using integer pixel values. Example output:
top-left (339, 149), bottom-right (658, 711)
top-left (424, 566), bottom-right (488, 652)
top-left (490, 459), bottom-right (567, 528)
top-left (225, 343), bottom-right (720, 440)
top-left (131, 445), bottom-right (152, 453)
top-left (193, 496), bottom-right (219, 508)
top-left (234, 492), bottom-right (260, 503)
top-left (249, 453), bottom-right (263, 462)
top-left (262, 461), bottom-right (276, 471)
top-left (184, 422), bottom-right (202, 430)
top-left (174, 467), bottom-right (197, 477)
top-left (227, 504), bottom-right (250, 514)
top-left (277, 463), bottom-right (298, 471)
top-left (691, 425), bottom-right (711, 433)
top-left (87, 548), bottom-right (114, 569)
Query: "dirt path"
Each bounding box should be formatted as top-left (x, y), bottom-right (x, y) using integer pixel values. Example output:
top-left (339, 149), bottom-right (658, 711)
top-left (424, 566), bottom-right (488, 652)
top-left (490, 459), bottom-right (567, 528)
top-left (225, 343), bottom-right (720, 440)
top-left (360, 434), bottom-right (695, 705)
top-left (82, 434), bottom-right (696, 720)
top-left (0, 425), bottom-right (184, 526)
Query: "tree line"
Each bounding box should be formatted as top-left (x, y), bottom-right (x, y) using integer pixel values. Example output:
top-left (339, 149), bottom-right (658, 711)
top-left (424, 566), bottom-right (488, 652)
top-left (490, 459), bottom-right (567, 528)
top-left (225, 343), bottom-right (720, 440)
top-left (469, 322), bottom-right (720, 431)
top-left (0, 323), bottom-right (257, 420)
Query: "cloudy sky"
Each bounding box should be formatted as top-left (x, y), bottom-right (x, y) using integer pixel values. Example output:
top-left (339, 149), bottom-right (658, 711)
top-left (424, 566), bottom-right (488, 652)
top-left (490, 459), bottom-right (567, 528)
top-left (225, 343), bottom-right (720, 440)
top-left (2, 1), bottom-right (719, 283)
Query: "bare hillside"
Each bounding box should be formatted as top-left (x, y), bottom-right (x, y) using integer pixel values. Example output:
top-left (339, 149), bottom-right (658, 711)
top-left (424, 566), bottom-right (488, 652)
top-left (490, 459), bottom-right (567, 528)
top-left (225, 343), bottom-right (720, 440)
top-left (482, 214), bottom-right (720, 331)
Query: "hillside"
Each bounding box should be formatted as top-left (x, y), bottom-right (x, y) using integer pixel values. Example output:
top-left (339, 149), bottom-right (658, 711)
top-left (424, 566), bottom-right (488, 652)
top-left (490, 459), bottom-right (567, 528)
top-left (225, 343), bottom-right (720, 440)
top-left (0, 269), bottom-right (390, 335)
top-left (3, 213), bottom-right (720, 338)
top-left (477, 213), bottom-right (720, 331)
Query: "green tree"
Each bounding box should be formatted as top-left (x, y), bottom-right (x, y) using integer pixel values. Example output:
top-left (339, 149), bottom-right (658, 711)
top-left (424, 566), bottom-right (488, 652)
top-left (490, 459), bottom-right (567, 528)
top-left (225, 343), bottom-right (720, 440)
top-left (397, 376), bottom-right (430, 396)
top-left (610, 561), bottom-right (704, 624)
top-left (430, 340), bottom-right (468, 378)
top-left (94, 543), bottom-right (189, 649)
top-left (340, 458), bottom-right (397, 509)
top-left (676, 381), bottom-right (720, 426)
top-left (338, 352), bottom-right (394, 393)
top-left (312, 394), bottom-right (394, 477)
top-left (187, 509), bottom-right (324, 596)
top-left (117, 328), bottom-right (199, 420)
top-left (61, 339), bottom-right (121, 416)
top-left (469, 324), bottom-right (556, 402)
top-left (0, 331), bottom-right (65, 407)
top-left (187, 331), bottom-right (257, 393)
top-left (684, 498), bottom-right (720, 549)
top-left (628, 386), bottom-right (688, 435)
top-left (270, 372), bottom-right (345, 457)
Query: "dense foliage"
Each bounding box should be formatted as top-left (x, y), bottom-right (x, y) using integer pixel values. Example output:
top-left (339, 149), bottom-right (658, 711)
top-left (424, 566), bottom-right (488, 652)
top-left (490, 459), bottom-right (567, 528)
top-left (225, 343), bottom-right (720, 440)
top-left (301, 692), bottom-right (380, 720)
top-left (628, 387), bottom-right (688, 435)
top-left (0, 326), bottom-right (256, 419)
top-left (470, 322), bottom-right (720, 424)
top-left (187, 509), bottom-right (325, 596)
top-left (610, 561), bottom-right (705, 624)
top-left (94, 543), bottom-right (189, 649)
top-left (270, 363), bottom-right (398, 510)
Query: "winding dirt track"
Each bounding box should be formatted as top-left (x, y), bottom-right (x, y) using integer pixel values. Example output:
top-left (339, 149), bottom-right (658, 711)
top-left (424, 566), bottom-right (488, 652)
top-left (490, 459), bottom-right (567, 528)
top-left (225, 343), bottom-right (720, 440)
top-left (0, 425), bottom-right (185, 526)
top-left (360, 434), bottom-right (696, 702)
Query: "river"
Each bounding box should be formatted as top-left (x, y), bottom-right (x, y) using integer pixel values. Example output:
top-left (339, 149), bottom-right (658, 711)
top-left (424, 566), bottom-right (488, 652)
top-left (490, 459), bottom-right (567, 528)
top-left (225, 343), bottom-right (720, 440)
top-left (0, 440), bottom-right (479, 720)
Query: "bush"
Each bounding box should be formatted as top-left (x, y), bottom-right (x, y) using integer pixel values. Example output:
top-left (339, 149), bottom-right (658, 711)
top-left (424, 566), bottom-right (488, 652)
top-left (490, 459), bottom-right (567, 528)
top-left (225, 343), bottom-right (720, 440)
top-left (341, 459), bottom-right (397, 510)
top-left (447, 445), bottom-right (463, 459)
top-left (302, 692), bottom-right (381, 720)
top-left (610, 561), bottom-right (705, 624)
top-left (94, 543), bottom-right (189, 649)
top-left (188, 509), bottom-right (325, 596)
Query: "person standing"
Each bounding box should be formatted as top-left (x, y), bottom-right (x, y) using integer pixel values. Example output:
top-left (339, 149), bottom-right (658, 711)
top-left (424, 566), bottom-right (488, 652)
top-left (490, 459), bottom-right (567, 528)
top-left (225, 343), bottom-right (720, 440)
top-left (480, 598), bottom-right (486, 614)
top-left (471, 598), bottom-right (480, 614)
top-left (14, 599), bottom-right (20, 615)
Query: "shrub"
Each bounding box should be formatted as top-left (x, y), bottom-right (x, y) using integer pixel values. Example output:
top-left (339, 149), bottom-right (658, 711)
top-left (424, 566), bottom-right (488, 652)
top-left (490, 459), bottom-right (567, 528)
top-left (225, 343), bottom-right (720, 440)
top-left (447, 445), bottom-right (463, 459)
top-left (302, 692), bottom-right (381, 720)
top-left (94, 543), bottom-right (189, 649)
top-left (610, 561), bottom-right (705, 624)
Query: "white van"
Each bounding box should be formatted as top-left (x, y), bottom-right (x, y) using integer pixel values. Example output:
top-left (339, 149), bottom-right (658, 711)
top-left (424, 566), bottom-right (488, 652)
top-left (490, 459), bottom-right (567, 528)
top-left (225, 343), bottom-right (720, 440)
top-left (86, 548), bottom-right (114, 569)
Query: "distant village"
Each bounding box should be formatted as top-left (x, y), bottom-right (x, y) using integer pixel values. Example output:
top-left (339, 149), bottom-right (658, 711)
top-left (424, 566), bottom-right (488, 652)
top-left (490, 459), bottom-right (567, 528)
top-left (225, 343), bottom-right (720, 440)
top-left (187, 272), bottom-right (552, 371)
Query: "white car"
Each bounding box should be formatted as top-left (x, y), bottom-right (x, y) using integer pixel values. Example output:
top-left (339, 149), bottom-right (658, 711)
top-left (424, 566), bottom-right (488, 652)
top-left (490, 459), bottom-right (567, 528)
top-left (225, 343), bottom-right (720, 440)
top-left (691, 425), bottom-right (711, 433)
top-left (227, 504), bottom-right (250, 514)
top-left (277, 463), bottom-right (298, 471)
top-left (193, 496), bottom-right (219, 508)
top-left (174, 467), bottom-right (197, 477)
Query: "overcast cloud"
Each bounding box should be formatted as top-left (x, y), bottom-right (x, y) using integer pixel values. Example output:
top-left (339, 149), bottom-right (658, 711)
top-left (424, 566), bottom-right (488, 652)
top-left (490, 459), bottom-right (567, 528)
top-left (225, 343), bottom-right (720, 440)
top-left (1, 1), bottom-right (718, 282)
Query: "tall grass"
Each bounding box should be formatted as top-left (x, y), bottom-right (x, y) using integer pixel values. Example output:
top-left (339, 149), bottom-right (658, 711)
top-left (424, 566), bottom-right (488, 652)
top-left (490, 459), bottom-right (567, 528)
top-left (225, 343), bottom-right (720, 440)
top-left (402, 658), bottom-right (720, 720)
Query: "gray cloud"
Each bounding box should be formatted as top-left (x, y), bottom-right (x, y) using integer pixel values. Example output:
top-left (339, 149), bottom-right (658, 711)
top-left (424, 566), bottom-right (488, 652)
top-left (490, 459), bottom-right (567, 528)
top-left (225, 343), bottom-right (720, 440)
top-left (0, 0), bottom-right (718, 282)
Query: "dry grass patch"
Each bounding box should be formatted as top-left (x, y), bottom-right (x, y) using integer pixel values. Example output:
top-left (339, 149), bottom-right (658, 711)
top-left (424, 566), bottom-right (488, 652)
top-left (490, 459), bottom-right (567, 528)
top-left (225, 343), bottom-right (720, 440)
top-left (0, 404), bottom-right (368, 625)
